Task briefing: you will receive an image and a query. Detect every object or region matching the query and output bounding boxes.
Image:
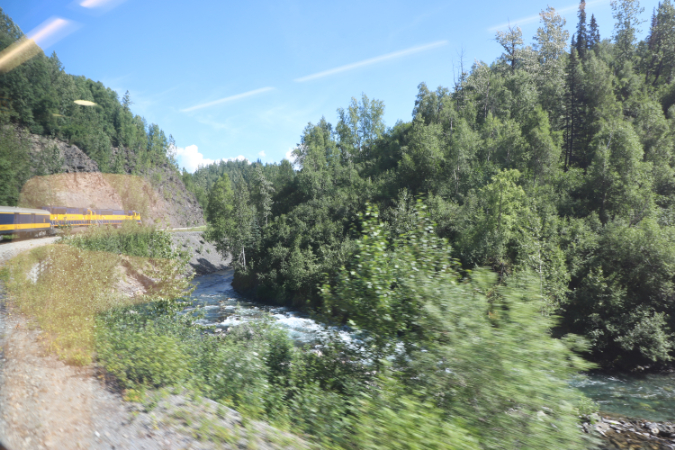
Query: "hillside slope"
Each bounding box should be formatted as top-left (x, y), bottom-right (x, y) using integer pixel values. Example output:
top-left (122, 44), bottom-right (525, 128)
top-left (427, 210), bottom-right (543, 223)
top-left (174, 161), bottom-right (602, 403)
top-left (23, 132), bottom-right (204, 227)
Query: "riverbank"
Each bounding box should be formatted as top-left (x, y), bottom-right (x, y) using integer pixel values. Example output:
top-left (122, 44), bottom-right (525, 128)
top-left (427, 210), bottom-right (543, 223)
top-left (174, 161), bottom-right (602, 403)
top-left (0, 288), bottom-right (308, 450)
top-left (3, 230), bottom-right (672, 450)
top-left (588, 414), bottom-right (675, 449)
top-left (170, 230), bottom-right (230, 276)
top-left (0, 232), bottom-right (311, 449)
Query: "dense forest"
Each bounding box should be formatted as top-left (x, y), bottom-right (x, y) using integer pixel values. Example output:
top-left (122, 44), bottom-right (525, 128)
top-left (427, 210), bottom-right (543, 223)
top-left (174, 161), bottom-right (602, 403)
top-left (4, 2), bottom-right (673, 447)
top-left (0, 7), bottom-right (177, 206)
top-left (192, 0), bottom-right (675, 370)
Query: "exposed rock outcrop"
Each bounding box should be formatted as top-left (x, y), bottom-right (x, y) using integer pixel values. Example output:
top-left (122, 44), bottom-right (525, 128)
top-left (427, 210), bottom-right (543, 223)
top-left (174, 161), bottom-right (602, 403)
top-left (28, 134), bottom-right (99, 173)
top-left (22, 133), bottom-right (204, 228)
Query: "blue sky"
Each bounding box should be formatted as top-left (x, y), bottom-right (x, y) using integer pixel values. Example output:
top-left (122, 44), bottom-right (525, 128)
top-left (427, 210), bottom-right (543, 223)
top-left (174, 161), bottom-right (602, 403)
top-left (2, 0), bottom-right (662, 172)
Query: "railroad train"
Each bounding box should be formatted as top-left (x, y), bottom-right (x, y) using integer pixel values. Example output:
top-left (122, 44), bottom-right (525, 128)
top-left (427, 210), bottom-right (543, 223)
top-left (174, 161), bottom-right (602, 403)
top-left (0, 206), bottom-right (141, 238)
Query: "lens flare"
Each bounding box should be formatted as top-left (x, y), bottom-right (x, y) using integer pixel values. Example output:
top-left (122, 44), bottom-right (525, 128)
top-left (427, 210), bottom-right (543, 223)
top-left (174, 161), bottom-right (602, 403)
top-left (0, 18), bottom-right (73, 73)
top-left (73, 100), bottom-right (98, 106)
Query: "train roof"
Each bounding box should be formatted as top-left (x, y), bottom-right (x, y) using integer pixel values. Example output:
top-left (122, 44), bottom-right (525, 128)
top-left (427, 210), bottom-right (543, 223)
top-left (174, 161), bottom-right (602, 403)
top-left (0, 206), bottom-right (51, 215)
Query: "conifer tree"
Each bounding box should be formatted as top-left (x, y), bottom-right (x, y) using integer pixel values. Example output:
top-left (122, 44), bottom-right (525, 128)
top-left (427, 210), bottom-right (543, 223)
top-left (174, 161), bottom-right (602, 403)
top-left (645, 0), bottom-right (675, 85)
top-left (589, 14), bottom-right (601, 48)
top-left (565, 46), bottom-right (584, 168)
top-left (611, 0), bottom-right (645, 64)
top-left (576, 0), bottom-right (588, 59)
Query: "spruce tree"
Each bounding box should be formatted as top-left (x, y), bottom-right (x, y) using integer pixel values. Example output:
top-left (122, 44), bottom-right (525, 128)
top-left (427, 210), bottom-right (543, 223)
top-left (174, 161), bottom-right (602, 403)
top-left (611, 0), bottom-right (645, 64)
top-left (589, 14), bottom-right (601, 48)
top-left (576, 0), bottom-right (588, 58)
top-left (565, 46), bottom-right (584, 168)
top-left (645, 0), bottom-right (675, 85)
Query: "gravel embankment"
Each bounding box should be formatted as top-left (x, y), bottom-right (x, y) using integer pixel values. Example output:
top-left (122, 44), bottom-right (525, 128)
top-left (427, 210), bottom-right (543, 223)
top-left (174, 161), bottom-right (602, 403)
top-left (0, 233), bottom-right (309, 449)
top-left (170, 231), bottom-right (231, 276)
top-left (585, 413), bottom-right (675, 449)
top-left (0, 237), bottom-right (60, 265)
top-left (0, 301), bottom-right (307, 450)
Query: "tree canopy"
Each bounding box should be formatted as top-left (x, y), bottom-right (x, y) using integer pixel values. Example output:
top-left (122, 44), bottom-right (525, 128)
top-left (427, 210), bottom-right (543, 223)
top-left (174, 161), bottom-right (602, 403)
top-left (197, 1), bottom-right (675, 370)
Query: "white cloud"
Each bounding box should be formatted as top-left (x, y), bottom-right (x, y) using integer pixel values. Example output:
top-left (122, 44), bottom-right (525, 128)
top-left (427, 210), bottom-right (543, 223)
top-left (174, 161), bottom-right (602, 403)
top-left (294, 41), bottom-right (448, 82)
top-left (181, 87), bottom-right (275, 113)
top-left (172, 144), bottom-right (250, 172)
top-left (285, 148), bottom-right (300, 170)
top-left (488, 0), bottom-right (608, 32)
top-left (172, 144), bottom-right (214, 173)
top-left (258, 151), bottom-right (266, 158)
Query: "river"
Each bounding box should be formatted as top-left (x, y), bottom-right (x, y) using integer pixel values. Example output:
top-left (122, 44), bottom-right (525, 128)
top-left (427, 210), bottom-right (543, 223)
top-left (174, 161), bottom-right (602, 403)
top-left (573, 372), bottom-right (675, 422)
top-left (187, 270), bottom-right (675, 424)
top-left (184, 269), bottom-right (350, 345)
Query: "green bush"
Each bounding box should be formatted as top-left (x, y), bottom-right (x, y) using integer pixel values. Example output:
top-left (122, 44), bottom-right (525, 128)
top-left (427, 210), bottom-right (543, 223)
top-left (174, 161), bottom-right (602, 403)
top-left (97, 325), bottom-right (191, 388)
top-left (208, 343), bottom-right (270, 415)
top-left (67, 221), bottom-right (179, 259)
top-left (286, 382), bottom-right (351, 446)
top-left (323, 205), bottom-right (595, 450)
top-left (353, 385), bottom-right (479, 450)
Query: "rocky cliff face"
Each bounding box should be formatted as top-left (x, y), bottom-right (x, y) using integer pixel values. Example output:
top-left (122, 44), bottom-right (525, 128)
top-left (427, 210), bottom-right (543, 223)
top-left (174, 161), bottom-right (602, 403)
top-left (28, 134), bottom-right (99, 173)
top-left (24, 134), bottom-right (205, 228)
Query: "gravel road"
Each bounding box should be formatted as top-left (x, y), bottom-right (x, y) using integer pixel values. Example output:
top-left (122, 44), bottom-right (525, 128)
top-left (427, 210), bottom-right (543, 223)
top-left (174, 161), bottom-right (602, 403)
top-left (0, 237), bottom-right (60, 265)
top-left (0, 233), bottom-right (307, 449)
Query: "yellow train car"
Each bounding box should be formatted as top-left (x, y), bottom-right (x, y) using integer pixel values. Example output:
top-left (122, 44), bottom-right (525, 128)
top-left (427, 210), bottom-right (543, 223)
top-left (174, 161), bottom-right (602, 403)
top-left (0, 206), bottom-right (52, 237)
top-left (103, 209), bottom-right (141, 225)
top-left (40, 206), bottom-right (141, 228)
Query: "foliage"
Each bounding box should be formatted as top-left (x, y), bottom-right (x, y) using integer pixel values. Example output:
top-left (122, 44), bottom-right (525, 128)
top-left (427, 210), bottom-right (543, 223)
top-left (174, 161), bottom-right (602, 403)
top-left (66, 221), bottom-right (179, 259)
top-left (324, 205), bottom-right (594, 449)
top-left (4, 223), bottom-right (191, 364)
top-left (97, 326), bottom-right (191, 388)
top-left (188, 1), bottom-right (675, 369)
top-left (0, 119), bottom-right (30, 206)
top-left (94, 207), bottom-right (596, 449)
top-left (0, 8), bottom-right (179, 182)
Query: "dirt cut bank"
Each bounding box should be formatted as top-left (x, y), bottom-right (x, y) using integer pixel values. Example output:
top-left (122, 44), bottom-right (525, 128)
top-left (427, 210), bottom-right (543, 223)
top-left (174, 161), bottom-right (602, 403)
top-left (18, 172), bottom-right (203, 228)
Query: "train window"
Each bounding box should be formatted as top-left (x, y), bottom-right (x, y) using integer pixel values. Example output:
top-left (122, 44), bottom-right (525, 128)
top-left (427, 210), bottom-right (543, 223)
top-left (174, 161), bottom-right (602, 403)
top-left (0, 214), bottom-right (13, 225)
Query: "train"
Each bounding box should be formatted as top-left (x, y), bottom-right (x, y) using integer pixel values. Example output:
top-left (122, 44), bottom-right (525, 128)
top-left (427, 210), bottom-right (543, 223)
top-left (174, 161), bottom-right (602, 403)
top-left (0, 206), bottom-right (141, 238)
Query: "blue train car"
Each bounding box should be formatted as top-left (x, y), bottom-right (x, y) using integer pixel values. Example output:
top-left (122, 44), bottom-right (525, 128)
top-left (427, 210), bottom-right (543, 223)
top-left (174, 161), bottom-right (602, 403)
top-left (0, 206), bottom-right (52, 237)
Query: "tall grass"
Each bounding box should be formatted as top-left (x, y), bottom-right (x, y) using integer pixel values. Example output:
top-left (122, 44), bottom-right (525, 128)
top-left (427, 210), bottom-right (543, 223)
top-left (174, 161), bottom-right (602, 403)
top-left (3, 224), bottom-right (191, 365)
top-left (66, 221), bottom-right (177, 258)
top-left (4, 244), bottom-right (131, 364)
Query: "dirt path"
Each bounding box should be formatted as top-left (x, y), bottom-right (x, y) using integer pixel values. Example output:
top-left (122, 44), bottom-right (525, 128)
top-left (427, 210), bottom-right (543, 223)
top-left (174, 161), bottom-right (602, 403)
top-left (0, 293), bottom-right (199, 450)
top-left (0, 235), bottom-right (304, 450)
top-left (0, 303), bottom-right (307, 450)
top-left (0, 237), bottom-right (60, 264)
